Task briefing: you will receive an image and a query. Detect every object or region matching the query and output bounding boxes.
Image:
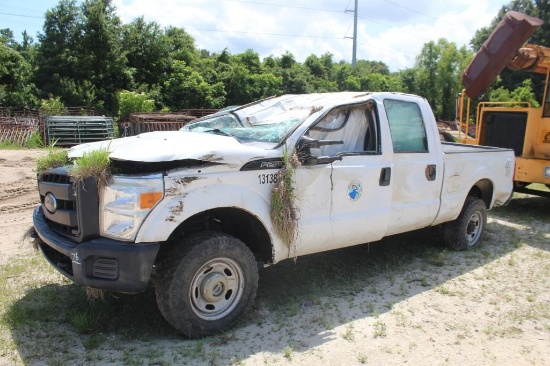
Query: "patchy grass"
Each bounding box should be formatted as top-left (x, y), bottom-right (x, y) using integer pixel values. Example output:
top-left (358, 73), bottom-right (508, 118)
top-left (1, 194), bottom-right (549, 365)
top-left (35, 148), bottom-right (69, 173)
top-left (0, 132), bottom-right (44, 150)
top-left (0, 140), bottom-right (23, 149)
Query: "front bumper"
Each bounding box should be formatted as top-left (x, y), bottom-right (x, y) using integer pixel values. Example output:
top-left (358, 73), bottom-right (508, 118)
top-left (33, 206), bottom-right (160, 293)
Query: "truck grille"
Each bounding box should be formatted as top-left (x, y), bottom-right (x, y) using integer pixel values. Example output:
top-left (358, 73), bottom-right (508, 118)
top-left (38, 168), bottom-right (100, 243)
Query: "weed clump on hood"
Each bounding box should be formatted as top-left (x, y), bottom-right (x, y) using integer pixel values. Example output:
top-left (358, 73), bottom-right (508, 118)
top-left (35, 149), bottom-right (69, 174)
top-left (270, 149), bottom-right (300, 251)
top-left (69, 148), bottom-right (111, 187)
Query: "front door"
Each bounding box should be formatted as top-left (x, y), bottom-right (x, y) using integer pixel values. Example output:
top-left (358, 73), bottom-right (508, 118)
top-left (292, 102), bottom-right (392, 256)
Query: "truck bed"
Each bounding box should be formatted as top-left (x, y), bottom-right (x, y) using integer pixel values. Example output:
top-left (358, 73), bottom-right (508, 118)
top-left (441, 142), bottom-right (513, 154)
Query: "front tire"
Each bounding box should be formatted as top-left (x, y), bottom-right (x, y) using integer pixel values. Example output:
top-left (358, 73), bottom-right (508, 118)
top-left (442, 196), bottom-right (487, 250)
top-left (155, 232), bottom-right (259, 338)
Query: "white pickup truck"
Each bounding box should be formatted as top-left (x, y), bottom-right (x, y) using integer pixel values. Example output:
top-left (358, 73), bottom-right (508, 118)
top-left (33, 92), bottom-right (514, 337)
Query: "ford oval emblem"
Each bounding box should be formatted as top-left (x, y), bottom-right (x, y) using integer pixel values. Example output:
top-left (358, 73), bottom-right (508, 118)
top-left (44, 193), bottom-right (58, 213)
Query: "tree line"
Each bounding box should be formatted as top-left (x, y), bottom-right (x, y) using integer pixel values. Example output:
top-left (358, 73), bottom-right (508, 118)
top-left (0, 0), bottom-right (546, 121)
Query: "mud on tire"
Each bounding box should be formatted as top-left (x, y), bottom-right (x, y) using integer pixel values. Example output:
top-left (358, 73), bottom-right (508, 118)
top-left (154, 231), bottom-right (259, 338)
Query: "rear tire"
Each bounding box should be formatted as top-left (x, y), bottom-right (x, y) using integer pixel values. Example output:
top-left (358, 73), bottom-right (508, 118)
top-left (442, 196), bottom-right (487, 251)
top-left (154, 232), bottom-right (259, 338)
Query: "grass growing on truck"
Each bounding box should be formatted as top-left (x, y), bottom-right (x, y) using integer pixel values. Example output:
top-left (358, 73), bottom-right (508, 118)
top-left (270, 149), bottom-right (300, 250)
top-left (35, 148), bottom-right (69, 173)
top-left (69, 148), bottom-right (111, 187)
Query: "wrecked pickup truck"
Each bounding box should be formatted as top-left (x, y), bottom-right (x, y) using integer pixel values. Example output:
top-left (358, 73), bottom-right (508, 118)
top-left (33, 92), bottom-right (514, 337)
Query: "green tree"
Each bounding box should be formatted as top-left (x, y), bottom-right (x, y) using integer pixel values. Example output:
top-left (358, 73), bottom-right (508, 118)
top-left (397, 68), bottom-right (418, 95)
top-left (165, 26), bottom-right (199, 65)
top-left (80, 0), bottom-right (131, 113)
top-left (0, 33), bottom-right (38, 107)
top-left (122, 17), bottom-right (170, 89)
top-left (281, 64), bottom-right (313, 94)
top-left (360, 73), bottom-right (404, 92)
top-left (354, 60), bottom-right (390, 76)
top-left (413, 39), bottom-right (472, 120)
top-left (35, 0), bottom-right (84, 106)
top-left (40, 95), bottom-right (67, 114)
top-left (35, 0), bottom-right (130, 114)
top-left (117, 90), bottom-right (155, 121)
top-left (210, 49), bottom-right (283, 105)
top-left (415, 40), bottom-right (440, 112)
top-left (162, 60), bottom-right (225, 110)
top-left (489, 79), bottom-right (540, 106)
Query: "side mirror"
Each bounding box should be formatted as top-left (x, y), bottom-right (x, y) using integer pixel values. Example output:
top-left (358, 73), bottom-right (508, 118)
top-left (297, 136), bottom-right (344, 150)
top-left (297, 136), bottom-right (344, 166)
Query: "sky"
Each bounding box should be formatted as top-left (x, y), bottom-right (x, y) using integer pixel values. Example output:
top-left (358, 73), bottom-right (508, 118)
top-left (1, 0), bottom-right (511, 72)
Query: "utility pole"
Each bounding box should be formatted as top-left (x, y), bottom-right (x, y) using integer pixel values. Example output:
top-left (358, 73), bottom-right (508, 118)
top-left (346, 0), bottom-right (358, 66)
top-left (352, 0), bottom-right (358, 66)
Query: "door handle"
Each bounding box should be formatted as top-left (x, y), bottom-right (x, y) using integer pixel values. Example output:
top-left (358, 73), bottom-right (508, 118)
top-left (379, 167), bottom-right (391, 186)
top-left (425, 164), bottom-right (436, 181)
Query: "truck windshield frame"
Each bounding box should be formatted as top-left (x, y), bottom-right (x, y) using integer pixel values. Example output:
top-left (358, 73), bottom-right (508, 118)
top-left (181, 108), bottom-right (309, 145)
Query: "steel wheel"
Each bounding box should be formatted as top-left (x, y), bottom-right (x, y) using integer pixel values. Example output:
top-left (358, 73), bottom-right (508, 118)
top-left (189, 258), bottom-right (244, 320)
top-left (465, 211), bottom-right (483, 247)
top-left (155, 231), bottom-right (258, 338)
top-left (443, 196), bottom-right (487, 251)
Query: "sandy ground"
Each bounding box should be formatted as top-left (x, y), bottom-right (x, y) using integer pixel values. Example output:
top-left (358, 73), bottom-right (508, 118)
top-left (0, 148), bottom-right (549, 365)
top-left (0, 149), bottom-right (44, 263)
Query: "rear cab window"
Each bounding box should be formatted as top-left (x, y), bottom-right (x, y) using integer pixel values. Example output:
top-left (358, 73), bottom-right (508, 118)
top-left (383, 99), bottom-right (428, 153)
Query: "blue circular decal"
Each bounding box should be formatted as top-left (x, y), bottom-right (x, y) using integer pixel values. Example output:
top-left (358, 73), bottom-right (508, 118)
top-left (347, 180), bottom-right (362, 201)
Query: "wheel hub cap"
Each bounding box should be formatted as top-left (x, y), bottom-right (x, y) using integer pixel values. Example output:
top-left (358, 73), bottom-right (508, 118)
top-left (201, 273), bottom-right (228, 302)
top-left (466, 212), bottom-right (482, 245)
top-left (189, 258), bottom-right (245, 320)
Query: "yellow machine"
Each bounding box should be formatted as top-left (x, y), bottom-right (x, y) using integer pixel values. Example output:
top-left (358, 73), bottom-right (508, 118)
top-left (458, 11), bottom-right (550, 196)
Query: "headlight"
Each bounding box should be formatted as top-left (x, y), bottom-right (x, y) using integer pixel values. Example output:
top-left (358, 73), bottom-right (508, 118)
top-left (545, 166), bottom-right (550, 178)
top-left (100, 174), bottom-right (164, 241)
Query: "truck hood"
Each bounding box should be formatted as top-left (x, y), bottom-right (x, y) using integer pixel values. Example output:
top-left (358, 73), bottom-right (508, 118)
top-left (68, 131), bottom-right (272, 166)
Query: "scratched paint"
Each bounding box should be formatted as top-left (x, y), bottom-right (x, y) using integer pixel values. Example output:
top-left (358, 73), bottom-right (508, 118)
top-left (166, 201), bottom-right (184, 222)
top-left (174, 177), bottom-right (203, 185)
top-left (198, 153), bottom-right (224, 162)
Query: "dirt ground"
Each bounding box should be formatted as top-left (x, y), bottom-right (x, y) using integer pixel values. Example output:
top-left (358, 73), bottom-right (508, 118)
top-left (0, 149), bottom-right (44, 263)
top-left (0, 148), bottom-right (549, 365)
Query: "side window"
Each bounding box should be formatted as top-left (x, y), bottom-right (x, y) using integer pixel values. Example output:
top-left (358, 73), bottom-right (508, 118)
top-left (307, 103), bottom-right (379, 156)
top-left (383, 99), bottom-right (428, 153)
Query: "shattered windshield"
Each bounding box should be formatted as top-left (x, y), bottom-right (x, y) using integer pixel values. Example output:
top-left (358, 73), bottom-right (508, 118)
top-left (180, 97), bottom-right (314, 144)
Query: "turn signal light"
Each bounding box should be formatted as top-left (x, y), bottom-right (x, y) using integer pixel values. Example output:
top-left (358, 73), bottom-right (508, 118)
top-left (140, 192), bottom-right (162, 209)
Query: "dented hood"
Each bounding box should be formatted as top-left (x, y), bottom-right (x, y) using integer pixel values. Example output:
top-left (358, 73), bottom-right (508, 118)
top-left (68, 131), bottom-right (271, 165)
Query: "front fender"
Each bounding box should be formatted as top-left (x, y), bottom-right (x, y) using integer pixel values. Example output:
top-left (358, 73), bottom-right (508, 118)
top-left (135, 179), bottom-right (287, 262)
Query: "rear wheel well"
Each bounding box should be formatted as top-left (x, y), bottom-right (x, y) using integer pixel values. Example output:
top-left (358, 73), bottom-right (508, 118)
top-left (159, 208), bottom-right (273, 264)
top-left (467, 178), bottom-right (493, 207)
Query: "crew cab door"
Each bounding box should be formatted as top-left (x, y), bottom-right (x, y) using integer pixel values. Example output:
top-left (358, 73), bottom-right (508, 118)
top-left (381, 98), bottom-right (443, 236)
top-left (292, 102), bottom-right (392, 256)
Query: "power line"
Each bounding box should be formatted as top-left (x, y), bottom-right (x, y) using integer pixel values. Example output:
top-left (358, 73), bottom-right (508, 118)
top-left (0, 2), bottom-right (46, 16)
top-left (187, 26), bottom-right (345, 40)
top-left (357, 15), bottom-right (431, 42)
top-left (0, 11), bottom-right (43, 19)
top-left (379, 0), bottom-right (437, 21)
top-left (221, 0), bottom-right (346, 13)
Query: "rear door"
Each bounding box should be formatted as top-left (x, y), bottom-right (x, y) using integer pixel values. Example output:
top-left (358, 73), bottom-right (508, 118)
top-left (381, 98), bottom-right (443, 236)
